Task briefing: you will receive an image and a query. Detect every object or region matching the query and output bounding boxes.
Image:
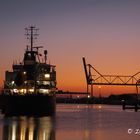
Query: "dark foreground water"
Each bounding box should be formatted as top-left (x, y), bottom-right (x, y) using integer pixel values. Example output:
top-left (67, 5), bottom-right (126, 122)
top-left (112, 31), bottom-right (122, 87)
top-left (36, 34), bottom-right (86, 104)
top-left (0, 104), bottom-right (140, 140)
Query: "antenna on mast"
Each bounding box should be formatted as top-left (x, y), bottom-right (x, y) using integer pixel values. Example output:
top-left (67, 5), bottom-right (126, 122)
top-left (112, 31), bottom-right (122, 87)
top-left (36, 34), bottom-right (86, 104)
top-left (25, 26), bottom-right (39, 51)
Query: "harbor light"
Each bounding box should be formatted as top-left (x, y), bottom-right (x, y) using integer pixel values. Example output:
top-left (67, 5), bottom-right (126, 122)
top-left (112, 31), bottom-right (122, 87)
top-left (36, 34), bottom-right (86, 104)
top-left (98, 105), bottom-right (102, 109)
top-left (88, 95), bottom-right (90, 98)
top-left (44, 74), bottom-right (50, 78)
top-left (23, 71), bottom-right (26, 75)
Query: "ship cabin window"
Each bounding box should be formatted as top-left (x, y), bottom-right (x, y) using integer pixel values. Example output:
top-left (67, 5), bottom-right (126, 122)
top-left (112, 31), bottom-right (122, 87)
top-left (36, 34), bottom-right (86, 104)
top-left (43, 81), bottom-right (50, 85)
top-left (41, 68), bottom-right (50, 73)
top-left (27, 53), bottom-right (31, 58)
top-left (37, 81), bottom-right (50, 86)
top-left (44, 74), bottom-right (50, 78)
top-left (51, 81), bottom-right (56, 87)
top-left (38, 89), bottom-right (49, 94)
top-left (24, 51), bottom-right (36, 61)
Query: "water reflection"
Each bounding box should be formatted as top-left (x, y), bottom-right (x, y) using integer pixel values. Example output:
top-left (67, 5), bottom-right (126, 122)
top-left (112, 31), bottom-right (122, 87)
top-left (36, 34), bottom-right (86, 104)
top-left (56, 104), bottom-right (140, 140)
top-left (3, 116), bottom-right (55, 140)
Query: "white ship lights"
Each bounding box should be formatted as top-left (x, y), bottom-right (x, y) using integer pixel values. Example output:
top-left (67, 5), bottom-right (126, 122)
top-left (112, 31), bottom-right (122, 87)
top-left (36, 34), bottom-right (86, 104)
top-left (44, 74), bottom-right (50, 78)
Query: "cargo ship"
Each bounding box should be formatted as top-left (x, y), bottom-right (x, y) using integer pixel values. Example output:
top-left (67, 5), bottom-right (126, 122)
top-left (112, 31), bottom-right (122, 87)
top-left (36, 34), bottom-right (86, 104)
top-left (0, 26), bottom-right (56, 116)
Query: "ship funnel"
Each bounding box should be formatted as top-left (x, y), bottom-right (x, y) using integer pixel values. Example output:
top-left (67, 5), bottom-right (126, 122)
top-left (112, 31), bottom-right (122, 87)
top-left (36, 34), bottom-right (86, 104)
top-left (44, 50), bottom-right (48, 63)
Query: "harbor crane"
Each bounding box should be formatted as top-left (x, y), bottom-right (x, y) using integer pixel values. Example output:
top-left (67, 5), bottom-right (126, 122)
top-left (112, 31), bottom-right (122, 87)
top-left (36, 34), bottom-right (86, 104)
top-left (82, 57), bottom-right (140, 98)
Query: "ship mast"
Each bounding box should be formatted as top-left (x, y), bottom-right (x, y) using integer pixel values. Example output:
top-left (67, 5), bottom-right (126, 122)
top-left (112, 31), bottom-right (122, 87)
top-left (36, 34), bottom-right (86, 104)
top-left (25, 26), bottom-right (39, 51)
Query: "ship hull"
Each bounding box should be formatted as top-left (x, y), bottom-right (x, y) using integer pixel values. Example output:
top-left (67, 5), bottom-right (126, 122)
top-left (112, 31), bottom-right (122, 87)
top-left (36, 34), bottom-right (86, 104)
top-left (0, 94), bottom-right (56, 116)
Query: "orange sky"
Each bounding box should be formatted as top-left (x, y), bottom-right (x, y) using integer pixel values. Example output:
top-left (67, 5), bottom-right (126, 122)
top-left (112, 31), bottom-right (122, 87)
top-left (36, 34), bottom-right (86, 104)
top-left (1, 0), bottom-right (140, 96)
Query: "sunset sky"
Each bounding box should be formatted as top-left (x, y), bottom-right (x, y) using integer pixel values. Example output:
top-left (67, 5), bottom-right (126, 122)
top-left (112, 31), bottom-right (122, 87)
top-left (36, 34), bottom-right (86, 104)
top-left (0, 0), bottom-right (140, 96)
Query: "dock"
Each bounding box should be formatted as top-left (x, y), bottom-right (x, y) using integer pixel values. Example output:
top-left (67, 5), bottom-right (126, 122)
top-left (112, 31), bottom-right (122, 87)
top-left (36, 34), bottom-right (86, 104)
top-left (122, 100), bottom-right (140, 112)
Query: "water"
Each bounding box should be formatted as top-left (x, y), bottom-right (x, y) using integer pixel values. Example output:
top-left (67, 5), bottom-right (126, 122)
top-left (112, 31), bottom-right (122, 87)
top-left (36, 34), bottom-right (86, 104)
top-left (0, 104), bottom-right (140, 140)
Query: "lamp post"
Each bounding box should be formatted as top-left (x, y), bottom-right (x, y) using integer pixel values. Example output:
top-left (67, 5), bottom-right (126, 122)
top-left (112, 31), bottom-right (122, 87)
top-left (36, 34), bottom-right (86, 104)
top-left (98, 86), bottom-right (102, 104)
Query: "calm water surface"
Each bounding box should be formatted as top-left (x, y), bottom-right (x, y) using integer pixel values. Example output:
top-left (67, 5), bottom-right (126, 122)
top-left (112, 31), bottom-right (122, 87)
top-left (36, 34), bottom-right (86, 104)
top-left (0, 104), bottom-right (140, 140)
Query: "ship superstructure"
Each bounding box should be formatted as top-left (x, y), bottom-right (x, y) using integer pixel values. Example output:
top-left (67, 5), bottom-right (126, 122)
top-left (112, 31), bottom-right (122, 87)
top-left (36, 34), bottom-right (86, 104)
top-left (4, 26), bottom-right (56, 96)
